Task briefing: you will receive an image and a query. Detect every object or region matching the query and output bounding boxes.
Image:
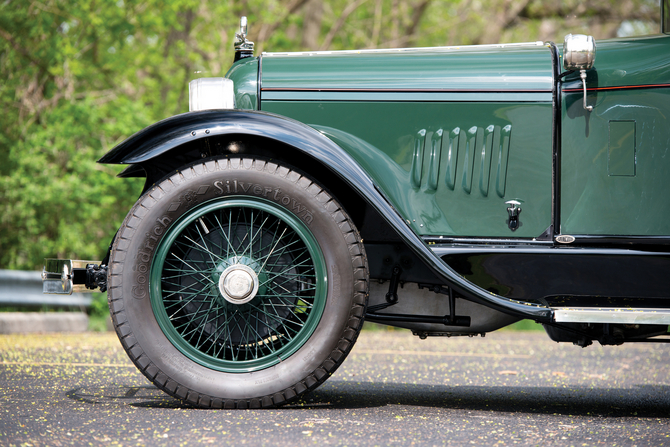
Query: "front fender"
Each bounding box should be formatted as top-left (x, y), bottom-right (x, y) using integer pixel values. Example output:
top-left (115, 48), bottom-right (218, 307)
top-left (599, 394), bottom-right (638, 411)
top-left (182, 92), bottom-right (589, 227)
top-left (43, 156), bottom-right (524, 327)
top-left (100, 109), bottom-right (552, 321)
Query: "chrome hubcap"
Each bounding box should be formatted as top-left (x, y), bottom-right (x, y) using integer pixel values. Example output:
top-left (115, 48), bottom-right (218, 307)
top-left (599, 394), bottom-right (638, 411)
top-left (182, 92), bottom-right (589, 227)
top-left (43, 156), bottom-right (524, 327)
top-left (218, 264), bottom-right (259, 304)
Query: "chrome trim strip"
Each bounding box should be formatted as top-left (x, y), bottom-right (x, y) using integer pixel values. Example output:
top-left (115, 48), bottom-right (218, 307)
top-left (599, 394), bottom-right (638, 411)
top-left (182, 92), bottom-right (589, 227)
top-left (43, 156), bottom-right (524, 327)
top-left (425, 236), bottom-right (552, 244)
top-left (553, 307), bottom-right (670, 324)
top-left (261, 87), bottom-right (552, 92)
top-left (261, 91), bottom-right (552, 102)
top-left (425, 234), bottom-right (670, 246)
top-left (262, 41), bottom-right (546, 57)
top-left (431, 245), bottom-right (666, 256)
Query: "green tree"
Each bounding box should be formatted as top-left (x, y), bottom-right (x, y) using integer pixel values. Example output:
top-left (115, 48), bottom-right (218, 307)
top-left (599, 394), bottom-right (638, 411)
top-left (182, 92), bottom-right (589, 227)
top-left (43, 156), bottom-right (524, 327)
top-left (0, 0), bottom-right (237, 269)
top-left (0, 0), bottom-right (660, 270)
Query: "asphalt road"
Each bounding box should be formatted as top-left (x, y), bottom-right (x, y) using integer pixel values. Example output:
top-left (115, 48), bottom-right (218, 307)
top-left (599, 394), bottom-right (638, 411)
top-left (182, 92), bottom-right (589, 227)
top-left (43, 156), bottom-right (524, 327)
top-left (1, 326), bottom-right (670, 446)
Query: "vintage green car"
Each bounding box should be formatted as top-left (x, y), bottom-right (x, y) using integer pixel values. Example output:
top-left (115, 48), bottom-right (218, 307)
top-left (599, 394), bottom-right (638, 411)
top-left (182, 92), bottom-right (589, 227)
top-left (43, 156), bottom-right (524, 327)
top-left (43, 5), bottom-right (670, 408)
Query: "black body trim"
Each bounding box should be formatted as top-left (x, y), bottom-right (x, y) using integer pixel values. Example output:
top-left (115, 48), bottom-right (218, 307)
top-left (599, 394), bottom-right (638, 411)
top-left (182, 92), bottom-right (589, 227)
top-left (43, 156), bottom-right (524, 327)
top-left (257, 54), bottom-right (263, 111)
top-left (549, 42), bottom-right (561, 237)
top-left (432, 243), bottom-right (670, 305)
top-left (568, 235), bottom-right (670, 246)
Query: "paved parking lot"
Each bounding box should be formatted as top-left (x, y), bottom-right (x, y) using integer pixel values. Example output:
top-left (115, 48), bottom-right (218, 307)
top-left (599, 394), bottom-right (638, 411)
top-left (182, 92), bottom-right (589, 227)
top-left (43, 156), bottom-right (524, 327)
top-left (1, 327), bottom-right (670, 445)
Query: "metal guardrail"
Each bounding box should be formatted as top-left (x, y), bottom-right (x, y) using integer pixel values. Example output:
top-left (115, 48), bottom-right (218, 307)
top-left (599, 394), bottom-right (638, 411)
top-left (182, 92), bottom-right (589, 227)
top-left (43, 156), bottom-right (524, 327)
top-left (0, 269), bottom-right (92, 307)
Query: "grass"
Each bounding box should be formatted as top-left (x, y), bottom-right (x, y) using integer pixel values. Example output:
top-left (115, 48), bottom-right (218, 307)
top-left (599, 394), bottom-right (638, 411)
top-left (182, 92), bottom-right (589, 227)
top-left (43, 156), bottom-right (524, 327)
top-left (88, 313), bottom-right (112, 332)
top-left (88, 292), bottom-right (111, 331)
top-left (501, 319), bottom-right (544, 331)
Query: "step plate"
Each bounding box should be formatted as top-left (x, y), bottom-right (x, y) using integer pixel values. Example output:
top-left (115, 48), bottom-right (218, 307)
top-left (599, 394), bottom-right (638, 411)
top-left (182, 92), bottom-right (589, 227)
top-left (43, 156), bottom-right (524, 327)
top-left (553, 307), bottom-right (670, 325)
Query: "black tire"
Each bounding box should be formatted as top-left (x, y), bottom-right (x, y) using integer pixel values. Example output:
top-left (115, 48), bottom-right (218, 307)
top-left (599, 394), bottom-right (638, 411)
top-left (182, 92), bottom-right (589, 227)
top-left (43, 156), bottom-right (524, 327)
top-left (108, 157), bottom-right (368, 408)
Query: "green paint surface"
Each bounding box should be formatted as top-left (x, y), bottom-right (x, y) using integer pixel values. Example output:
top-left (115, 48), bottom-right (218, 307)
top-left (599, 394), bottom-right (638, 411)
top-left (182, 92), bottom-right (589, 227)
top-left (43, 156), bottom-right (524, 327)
top-left (561, 34), bottom-right (670, 235)
top-left (258, 43), bottom-right (555, 237)
top-left (261, 44), bottom-right (553, 92)
top-left (608, 121), bottom-right (636, 177)
top-left (225, 57), bottom-right (258, 110)
top-left (263, 101), bottom-right (552, 237)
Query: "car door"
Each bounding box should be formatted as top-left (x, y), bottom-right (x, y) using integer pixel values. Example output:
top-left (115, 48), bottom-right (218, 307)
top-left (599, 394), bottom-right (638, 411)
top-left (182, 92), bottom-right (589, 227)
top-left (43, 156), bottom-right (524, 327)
top-left (561, 34), bottom-right (670, 236)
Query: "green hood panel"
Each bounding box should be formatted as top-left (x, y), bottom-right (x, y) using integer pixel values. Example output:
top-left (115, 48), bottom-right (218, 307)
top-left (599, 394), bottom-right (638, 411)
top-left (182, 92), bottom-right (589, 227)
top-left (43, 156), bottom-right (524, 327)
top-left (261, 43), bottom-right (554, 94)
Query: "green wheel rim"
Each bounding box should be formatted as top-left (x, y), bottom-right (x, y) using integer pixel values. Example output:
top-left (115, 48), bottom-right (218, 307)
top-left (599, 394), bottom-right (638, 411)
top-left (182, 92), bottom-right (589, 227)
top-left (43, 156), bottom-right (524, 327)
top-left (150, 197), bottom-right (327, 373)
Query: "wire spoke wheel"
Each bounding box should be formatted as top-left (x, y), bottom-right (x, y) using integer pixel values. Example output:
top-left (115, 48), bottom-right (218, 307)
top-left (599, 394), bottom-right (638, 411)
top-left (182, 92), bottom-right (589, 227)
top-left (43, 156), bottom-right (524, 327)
top-left (109, 158), bottom-right (368, 408)
top-left (151, 198), bottom-right (327, 372)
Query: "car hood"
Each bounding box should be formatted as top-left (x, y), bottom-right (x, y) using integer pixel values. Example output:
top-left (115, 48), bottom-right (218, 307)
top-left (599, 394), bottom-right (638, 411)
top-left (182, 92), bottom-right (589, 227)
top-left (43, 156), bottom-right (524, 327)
top-left (260, 42), bottom-right (554, 92)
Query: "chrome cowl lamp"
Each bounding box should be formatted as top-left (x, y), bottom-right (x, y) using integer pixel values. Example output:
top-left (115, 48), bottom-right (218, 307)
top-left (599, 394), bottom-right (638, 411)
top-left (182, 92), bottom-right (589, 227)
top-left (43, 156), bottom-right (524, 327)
top-left (563, 34), bottom-right (597, 112)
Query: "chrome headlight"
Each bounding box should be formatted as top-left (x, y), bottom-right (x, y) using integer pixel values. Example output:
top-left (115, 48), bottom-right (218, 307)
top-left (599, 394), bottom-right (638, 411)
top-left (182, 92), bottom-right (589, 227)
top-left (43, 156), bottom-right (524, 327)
top-left (188, 77), bottom-right (235, 111)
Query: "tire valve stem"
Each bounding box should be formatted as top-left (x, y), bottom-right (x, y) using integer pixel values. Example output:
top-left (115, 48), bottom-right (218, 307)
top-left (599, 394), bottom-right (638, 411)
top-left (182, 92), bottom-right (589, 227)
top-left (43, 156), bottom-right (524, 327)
top-left (198, 218), bottom-right (210, 234)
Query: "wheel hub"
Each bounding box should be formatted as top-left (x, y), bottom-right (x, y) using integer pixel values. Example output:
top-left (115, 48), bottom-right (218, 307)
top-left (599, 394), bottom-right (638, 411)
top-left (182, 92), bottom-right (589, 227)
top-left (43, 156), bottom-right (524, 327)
top-left (218, 264), bottom-right (259, 304)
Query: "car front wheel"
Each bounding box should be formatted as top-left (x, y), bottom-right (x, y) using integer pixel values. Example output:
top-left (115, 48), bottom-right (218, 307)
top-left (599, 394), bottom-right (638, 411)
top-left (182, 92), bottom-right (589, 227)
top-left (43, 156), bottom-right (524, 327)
top-left (108, 157), bottom-right (368, 408)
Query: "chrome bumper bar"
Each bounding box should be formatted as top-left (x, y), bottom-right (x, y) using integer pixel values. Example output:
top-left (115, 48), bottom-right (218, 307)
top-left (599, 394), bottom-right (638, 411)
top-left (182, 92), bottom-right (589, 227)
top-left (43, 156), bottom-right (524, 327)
top-left (42, 259), bottom-right (106, 294)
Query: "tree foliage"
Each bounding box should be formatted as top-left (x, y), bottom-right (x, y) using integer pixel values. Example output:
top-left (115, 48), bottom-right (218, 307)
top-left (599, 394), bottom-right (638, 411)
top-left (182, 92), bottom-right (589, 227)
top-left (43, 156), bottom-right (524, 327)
top-left (0, 0), bottom-right (660, 269)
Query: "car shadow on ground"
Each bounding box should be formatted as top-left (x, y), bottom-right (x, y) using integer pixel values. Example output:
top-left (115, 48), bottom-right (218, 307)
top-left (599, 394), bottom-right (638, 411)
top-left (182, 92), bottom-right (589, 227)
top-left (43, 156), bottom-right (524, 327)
top-left (297, 382), bottom-right (670, 417)
top-left (66, 382), bottom-right (670, 417)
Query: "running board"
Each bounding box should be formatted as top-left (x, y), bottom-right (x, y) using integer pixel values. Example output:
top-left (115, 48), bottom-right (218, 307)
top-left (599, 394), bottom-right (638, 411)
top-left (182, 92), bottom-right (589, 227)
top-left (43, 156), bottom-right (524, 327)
top-left (553, 307), bottom-right (670, 325)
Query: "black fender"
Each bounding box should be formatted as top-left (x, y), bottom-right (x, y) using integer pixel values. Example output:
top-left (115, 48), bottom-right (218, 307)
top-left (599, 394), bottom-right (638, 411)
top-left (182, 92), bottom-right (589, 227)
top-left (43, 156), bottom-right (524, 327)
top-left (99, 109), bottom-right (552, 321)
